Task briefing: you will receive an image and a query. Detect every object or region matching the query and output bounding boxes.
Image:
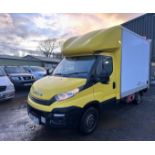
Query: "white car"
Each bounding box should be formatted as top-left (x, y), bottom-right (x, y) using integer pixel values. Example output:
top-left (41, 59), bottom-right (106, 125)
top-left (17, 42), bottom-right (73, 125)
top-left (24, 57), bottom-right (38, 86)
top-left (23, 66), bottom-right (47, 80)
top-left (0, 67), bottom-right (15, 101)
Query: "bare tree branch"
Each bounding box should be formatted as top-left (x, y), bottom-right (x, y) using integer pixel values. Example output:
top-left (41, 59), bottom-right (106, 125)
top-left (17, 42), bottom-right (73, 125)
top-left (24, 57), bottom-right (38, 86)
top-left (38, 38), bottom-right (57, 58)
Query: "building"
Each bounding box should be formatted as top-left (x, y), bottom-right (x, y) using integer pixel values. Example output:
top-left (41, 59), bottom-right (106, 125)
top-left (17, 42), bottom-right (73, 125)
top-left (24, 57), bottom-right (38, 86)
top-left (123, 13), bottom-right (155, 61)
top-left (24, 55), bottom-right (61, 69)
top-left (0, 55), bottom-right (61, 69)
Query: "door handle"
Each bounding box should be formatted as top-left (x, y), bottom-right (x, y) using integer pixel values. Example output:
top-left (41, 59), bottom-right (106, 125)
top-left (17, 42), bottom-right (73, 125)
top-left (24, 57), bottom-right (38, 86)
top-left (113, 82), bottom-right (116, 89)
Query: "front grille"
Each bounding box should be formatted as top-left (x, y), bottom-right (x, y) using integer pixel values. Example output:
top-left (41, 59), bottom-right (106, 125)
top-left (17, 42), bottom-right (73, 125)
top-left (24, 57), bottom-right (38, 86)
top-left (0, 86), bottom-right (6, 92)
top-left (30, 95), bottom-right (56, 105)
top-left (23, 76), bottom-right (33, 80)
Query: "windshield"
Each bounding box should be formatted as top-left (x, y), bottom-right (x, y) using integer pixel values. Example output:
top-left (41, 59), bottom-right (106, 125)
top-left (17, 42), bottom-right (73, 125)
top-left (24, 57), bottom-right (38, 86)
top-left (0, 68), bottom-right (5, 76)
top-left (53, 56), bottom-right (96, 78)
top-left (5, 66), bottom-right (27, 74)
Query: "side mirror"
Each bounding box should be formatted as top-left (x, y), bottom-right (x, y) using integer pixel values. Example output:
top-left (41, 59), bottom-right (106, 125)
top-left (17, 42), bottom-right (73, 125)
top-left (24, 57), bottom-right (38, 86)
top-left (47, 69), bottom-right (53, 75)
top-left (46, 69), bottom-right (50, 75)
top-left (96, 70), bottom-right (109, 84)
top-left (99, 74), bottom-right (109, 84)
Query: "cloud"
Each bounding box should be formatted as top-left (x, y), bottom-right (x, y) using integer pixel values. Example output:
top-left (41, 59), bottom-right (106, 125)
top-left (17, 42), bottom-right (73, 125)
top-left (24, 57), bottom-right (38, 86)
top-left (0, 13), bottom-right (142, 56)
top-left (0, 14), bottom-right (14, 29)
top-left (57, 13), bottom-right (141, 36)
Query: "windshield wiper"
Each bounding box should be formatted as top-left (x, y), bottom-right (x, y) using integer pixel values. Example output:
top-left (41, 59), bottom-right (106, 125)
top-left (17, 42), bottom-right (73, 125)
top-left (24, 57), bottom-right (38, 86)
top-left (64, 72), bottom-right (88, 76)
top-left (53, 72), bottom-right (88, 77)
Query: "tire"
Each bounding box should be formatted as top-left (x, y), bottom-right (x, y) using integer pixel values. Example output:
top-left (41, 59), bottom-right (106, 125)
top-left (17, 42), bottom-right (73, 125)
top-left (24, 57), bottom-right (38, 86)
top-left (133, 93), bottom-right (142, 105)
top-left (79, 107), bottom-right (99, 134)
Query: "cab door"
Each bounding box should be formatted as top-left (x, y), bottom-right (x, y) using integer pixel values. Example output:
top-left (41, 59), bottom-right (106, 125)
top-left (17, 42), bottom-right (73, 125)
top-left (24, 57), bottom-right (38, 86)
top-left (93, 55), bottom-right (116, 103)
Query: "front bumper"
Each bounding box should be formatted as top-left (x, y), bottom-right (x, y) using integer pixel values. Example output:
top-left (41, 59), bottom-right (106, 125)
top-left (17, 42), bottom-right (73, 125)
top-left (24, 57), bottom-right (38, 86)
top-left (27, 104), bottom-right (83, 128)
top-left (0, 90), bottom-right (15, 101)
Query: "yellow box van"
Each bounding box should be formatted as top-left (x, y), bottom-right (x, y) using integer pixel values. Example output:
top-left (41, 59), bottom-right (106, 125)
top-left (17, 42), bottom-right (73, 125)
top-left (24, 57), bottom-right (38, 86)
top-left (27, 26), bottom-right (151, 134)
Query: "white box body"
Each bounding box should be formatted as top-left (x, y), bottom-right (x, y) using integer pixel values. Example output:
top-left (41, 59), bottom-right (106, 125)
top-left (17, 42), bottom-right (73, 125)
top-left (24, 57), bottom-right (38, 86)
top-left (120, 27), bottom-right (151, 98)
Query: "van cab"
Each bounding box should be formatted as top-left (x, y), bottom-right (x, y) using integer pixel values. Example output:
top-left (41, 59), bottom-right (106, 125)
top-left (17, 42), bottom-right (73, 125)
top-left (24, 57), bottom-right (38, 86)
top-left (27, 26), bottom-right (151, 134)
top-left (0, 67), bottom-right (15, 101)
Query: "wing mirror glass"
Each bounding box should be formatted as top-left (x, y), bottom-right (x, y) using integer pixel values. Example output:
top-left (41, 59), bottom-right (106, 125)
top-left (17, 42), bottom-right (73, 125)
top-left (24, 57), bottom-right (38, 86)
top-left (96, 70), bottom-right (109, 84)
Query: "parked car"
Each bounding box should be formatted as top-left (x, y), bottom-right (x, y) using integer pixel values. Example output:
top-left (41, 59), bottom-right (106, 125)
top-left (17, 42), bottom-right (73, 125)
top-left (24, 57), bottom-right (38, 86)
top-left (0, 67), bottom-right (15, 101)
top-left (4, 66), bottom-right (35, 88)
top-left (23, 66), bottom-right (47, 80)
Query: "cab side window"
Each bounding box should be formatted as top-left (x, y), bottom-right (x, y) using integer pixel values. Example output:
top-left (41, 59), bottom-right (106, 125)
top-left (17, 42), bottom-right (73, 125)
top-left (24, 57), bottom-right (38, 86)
top-left (96, 57), bottom-right (103, 77)
top-left (103, 56), bottom-right (113, 76)
top-left (96, 56), bottom-right (113, 77)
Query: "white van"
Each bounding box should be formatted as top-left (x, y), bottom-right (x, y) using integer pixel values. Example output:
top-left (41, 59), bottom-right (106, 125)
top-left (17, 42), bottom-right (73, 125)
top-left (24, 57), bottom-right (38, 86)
top-left (0, 67), bottom-right (15, 101)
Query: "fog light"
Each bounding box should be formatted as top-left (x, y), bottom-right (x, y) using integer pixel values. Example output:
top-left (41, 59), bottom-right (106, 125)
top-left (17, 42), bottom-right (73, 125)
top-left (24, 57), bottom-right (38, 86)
top-left (53, 113), bottom-right (65, 117)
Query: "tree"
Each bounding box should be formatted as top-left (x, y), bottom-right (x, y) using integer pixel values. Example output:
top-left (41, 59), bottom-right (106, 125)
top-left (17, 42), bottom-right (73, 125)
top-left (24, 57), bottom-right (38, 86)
top-left (53, 52), bottom-right (63, 59)
top-left (38, 38), bottom-right (57, 58)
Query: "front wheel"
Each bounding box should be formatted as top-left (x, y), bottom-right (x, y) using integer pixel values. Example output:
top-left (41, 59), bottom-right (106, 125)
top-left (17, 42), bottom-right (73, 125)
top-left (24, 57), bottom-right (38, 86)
top-left (79, 107), bottom-right (99, 134)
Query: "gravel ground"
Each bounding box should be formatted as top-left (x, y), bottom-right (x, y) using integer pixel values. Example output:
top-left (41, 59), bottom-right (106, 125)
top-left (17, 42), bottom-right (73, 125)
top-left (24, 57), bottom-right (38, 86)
top-left (0, 86), bottom-right (155, 141)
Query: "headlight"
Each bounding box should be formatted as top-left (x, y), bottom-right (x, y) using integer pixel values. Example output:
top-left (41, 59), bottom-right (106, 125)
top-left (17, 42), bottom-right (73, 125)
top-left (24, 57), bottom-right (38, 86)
top-left (7, 85), bottom-right (15, 91)
top-left (55, 88), bottom-right (80, 102)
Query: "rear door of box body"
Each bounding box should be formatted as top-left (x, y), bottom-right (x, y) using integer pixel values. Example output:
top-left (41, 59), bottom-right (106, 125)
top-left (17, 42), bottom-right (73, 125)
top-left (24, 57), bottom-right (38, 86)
top-left (121, 27), bottom-right (151, 98)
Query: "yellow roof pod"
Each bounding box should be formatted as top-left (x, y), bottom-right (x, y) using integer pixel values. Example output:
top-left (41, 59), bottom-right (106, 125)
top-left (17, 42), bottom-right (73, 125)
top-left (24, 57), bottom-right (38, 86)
top-left (62, 25), bottom-right (122, 57)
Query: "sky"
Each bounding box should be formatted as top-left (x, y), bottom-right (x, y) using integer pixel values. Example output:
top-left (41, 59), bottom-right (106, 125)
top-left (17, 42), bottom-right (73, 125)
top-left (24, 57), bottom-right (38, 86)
top-left (0, 13), bottom-right (142, 57)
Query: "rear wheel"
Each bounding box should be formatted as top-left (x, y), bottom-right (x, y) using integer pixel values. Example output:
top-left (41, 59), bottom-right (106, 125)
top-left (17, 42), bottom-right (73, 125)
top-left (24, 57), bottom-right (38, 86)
top-left (79, 107), bottom-right (99, 134)
top-left (133, 93), bottom-right (142, 105)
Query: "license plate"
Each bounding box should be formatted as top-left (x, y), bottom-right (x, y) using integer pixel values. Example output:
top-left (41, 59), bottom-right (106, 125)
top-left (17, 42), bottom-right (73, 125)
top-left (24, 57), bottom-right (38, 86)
top-left (24, 83), bottom-right (32, 86)
top-left (29, 113), bottom-right (39, 124)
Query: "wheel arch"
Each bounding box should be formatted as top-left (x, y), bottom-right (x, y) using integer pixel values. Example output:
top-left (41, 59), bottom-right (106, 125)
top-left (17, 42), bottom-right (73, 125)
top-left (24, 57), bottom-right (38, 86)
top-left (83, 100), bottom-right (101, 111)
